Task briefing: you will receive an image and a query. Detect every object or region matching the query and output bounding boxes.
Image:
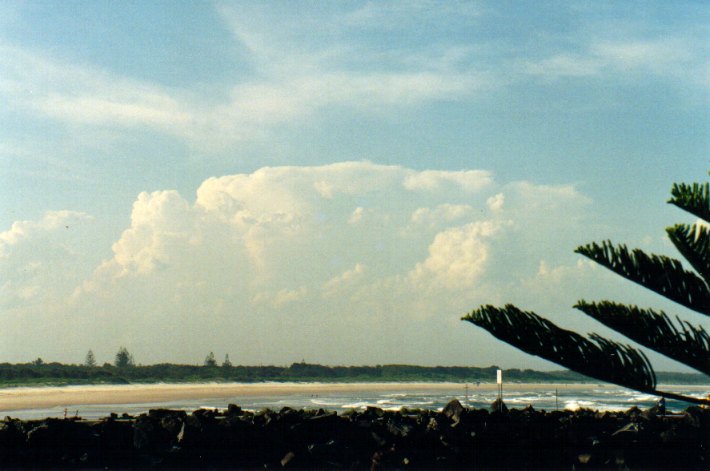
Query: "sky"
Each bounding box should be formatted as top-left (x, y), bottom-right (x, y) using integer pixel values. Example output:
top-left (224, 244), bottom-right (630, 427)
top-left (0, 1), bottom-right (708, 370)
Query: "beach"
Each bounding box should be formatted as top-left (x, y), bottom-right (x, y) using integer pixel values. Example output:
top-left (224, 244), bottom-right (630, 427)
top-left (0, 382), bottom-right (618, 412)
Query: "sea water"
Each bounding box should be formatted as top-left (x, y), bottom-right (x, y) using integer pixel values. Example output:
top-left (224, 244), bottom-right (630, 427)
top-left (3, 384), bottom-right (707, 420)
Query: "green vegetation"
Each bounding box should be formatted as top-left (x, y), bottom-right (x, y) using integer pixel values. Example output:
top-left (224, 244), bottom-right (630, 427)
top-left (204, 352), bottom-right (217, 367)
top-left (0, 361), bottom-right (705, 388)
top-left (114, 347), bottom-right (135, 368)
top-left (84, 350), bottom-right (96, 367)
top-left (464, 176), bottom-right (709, 405)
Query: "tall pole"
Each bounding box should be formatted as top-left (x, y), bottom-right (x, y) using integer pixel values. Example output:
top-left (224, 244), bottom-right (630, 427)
top-left (496, 369), bottom-right (503, 412)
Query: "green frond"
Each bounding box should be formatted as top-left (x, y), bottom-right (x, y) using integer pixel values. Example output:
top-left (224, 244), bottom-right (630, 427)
top-left (575, 300), bottom-right (710, 375)
top-left (668, 182), bottom-right (710, 223)
top-left (462, 304), bottom-right (657, 391)
top-left (575, 241), bottom-right (710, 315)
top-left (667, 223), bottom-right (710, 284)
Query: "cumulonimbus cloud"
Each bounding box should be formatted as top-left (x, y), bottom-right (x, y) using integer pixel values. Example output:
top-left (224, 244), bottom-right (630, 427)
top-left (1, 162), bottom-right (602, 365)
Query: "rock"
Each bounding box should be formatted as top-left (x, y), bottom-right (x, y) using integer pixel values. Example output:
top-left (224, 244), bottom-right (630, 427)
top-left (307, 439), bottom-right (347, 467)
top-left (363, 406), bottom-right (385, 419)
top-left (442, 399), bottom-right (465, 422)
top-left (158, 412), bottom-right (184, 438)
top-left (387, 417), bottom-right (414, 438)
top-left (371, 431), bottom-right (388, 447)
top-left (625, 406), bottom-right (642, 418)
top-left (490, 398), bottom-right (508, 413)
top-left (426, 417), bottom-right (439, 432)
top-left (611, 421), bottom-right (641, 443)
top-left (25, 419), bottom-right (98, 466)
top-left (280, 451), bottom-right (296, 467)
top-left (95, 418), bottom-right (133, 456)
top-left (176, 422), bottom-right (187, 444)
top-left (0, 419), bottom-right (25, 455)
top-left (226, 403), bottom-right (243, 416)
top-left (647, 398), bottom-right (666, 416)
top-left (2, 402), bottom-right (706, 469)
top-left (683, 406), bottom-right (705, 428)
top-left (132, 416), bottom-right (160, 450)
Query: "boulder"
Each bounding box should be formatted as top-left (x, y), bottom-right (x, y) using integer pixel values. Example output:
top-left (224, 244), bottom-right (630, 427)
top-left (226, 403), bottom-right (243, 416)
top-left (442, 399), bottom-right (465, 423)
top-left (490, 397), bottom-right (508, 413)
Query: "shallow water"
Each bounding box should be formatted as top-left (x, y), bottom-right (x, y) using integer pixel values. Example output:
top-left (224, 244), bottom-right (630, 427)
top-left (4, 383), bottom-right (707, 420)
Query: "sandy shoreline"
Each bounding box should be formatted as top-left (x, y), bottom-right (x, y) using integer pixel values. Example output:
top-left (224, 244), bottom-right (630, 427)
top-left (1, 382), bottom-right (706, 412)
top-left (0, 382), bottom-right (619, 412)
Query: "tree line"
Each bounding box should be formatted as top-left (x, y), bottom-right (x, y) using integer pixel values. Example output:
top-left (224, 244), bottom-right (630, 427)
top-left (78, 348), bottom-right (230, 369)
top-left (0, 358), bottom-right (704, 387)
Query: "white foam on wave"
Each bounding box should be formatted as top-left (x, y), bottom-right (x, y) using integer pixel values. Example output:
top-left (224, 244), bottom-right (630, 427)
top-left (340, 402), bottom-right (376, 410)
top-left (507, 395), bottom-right (544, 404)
top-left (309, 399), bottom-right (341, 407)
top-left (564, 400), bottom-right (596, 411)
top-left (627, 394), bottom-right (657, 403)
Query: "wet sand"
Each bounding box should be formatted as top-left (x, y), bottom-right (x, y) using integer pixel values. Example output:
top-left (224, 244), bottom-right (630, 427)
top-left (0, 382), bottom-right (614, 411)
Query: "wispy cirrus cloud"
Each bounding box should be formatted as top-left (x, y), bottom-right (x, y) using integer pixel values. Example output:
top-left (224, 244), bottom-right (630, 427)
top-left (524, 35), bottom-right (708, 86)
top-left (2, 2), bottom-right (706, 154)
top-left (0, 2), bottom-right (490, 151)
top-left (0, 44), bottom-right (195, 135)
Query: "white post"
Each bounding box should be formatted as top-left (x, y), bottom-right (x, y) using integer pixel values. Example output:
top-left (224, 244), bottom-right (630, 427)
top-left (496, 369), bottom-right (503, 411)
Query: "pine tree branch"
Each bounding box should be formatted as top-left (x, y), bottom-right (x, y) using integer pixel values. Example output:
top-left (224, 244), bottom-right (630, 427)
top-left (668, 182), bottom-right (710, 223)
top-left (463, 305), bottom-right (710, 406)
top-left (575, 301), bottom-right (710, 375)
top-left (463, 305), bottom-right (657, 391)
top-left (575, 241), bottom-right (710, 315)
top-left (667, 223), bottom-right (710, 285)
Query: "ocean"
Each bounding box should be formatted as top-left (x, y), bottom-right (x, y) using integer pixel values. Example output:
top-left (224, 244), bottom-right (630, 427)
top-left (3, 383), bottom-right (708, 420)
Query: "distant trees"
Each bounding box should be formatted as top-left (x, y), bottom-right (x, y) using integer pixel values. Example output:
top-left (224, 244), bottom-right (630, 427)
top-left (84, 350), bottom-right (96, 367)
top-left (204, 352), bottom-right (217, 367)
top-left (114, 347), bottom-right (135, 368)
top-left (222, 354), bottom-right (232, 368)
top-left (0, 361), bottom-right (703, 386)
top-left (464, 176), bottom-right (709, 405)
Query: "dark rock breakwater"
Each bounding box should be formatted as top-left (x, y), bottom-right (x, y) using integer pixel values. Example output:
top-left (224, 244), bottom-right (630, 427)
top-left (1, 400), bottom-right (707, 469)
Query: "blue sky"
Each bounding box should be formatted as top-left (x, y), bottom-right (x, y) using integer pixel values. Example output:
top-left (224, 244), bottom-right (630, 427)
top-left (0, 1), bottom-right (708, 369)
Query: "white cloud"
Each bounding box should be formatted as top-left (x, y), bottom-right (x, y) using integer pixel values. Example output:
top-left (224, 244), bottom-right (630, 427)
top-left (110, 191), bottom-right (194, 276)
top-left (3, 5), bottom-right (705, 156)
top-left (345, 1), bottom-right (482, 28)
top-left (524, 36), bottom-right (705, 84)
top-left (409, 220), bottom-right (502, 291)
top-left (410, 204), bottom-right (475, 227)
top-left (0, 210), bottom-right (92, 256)
top-left (0, 44), bottom-right (194, 136)
top-left (524, 54), bottom-right (602, 78)
top-left (0, 2), bottom-right (489, 151)
top-left (252, 286), bottom-right (308, 308)
top-left (403, 170), bottom-right (493, 193)
top-left (0, 211), bottom-right (93, 307)
top-left (590, 39), bottom-right (692, 71)
top-left (3, 163), bottom-right (604, 365)
top-left (486, 193), bottom-right (504, 212)
top-left (322, 263), bottom-right (366, 297)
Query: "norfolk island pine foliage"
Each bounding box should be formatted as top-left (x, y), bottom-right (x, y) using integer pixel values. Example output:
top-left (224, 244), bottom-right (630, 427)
top-left (463, 175), bottom-right (710, 405)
